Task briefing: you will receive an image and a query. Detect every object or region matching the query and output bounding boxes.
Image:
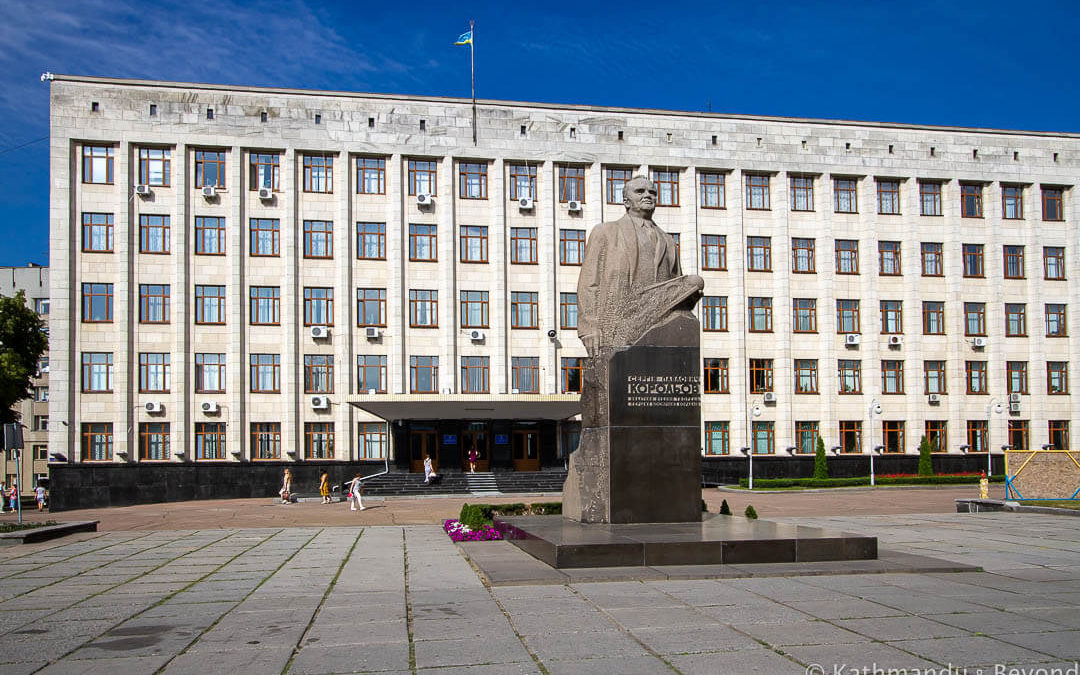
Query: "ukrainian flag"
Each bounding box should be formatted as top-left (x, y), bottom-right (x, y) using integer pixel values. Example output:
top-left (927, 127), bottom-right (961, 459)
top-left (455, 30), bottom-right (473, 45)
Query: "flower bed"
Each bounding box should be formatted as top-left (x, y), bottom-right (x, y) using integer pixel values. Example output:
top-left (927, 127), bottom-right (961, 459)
top-left (736, 473), bottom-right (1005, 489)
top-left (443, 519), bottom-right (502, 542)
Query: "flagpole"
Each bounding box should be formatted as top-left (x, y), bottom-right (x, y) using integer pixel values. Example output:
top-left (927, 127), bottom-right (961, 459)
top-left (470, 19), bottom-right (477, 146)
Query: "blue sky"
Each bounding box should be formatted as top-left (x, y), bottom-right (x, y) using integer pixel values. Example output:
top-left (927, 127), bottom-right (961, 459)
top-left (0, 0), bottom-right (1076, 267)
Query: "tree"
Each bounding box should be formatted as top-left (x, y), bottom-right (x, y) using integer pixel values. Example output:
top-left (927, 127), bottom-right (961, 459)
top-left (918, 435), bottom-right (934, 476)
top-left (0, 291), bottom-right (47, 425)
top-left (813, 435), bottom-right (829, 479)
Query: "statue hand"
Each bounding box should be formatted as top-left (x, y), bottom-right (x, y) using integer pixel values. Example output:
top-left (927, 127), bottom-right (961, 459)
top-left (582, 335), bottom-right (600, 357)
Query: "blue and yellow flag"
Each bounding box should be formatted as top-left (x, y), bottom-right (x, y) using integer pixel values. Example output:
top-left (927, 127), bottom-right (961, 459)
top-left (455, 30), bottom-right (473, 45)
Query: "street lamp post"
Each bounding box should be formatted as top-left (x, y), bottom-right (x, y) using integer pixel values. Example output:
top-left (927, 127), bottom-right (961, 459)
top-left (743, 402), bottom-right (763, 490)
top-left (985, 399), bottom-right (1004, 477)
top-left (740, 447), bottom-right (752, 490)
top-left (867, 399), bottom-right (882, 486)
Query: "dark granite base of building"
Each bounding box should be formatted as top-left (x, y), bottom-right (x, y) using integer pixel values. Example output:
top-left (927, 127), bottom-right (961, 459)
top-left (494, 514), bottom-right (877, 569)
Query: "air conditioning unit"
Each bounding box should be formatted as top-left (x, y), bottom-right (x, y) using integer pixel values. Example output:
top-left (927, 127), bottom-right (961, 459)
top-left (440, 387), bottom-right (453, 395)
top-left (145, 401), bottom-right (164, 413)
top-left (416, 193), bottom-right (433, 206)
top-left (367, 388), bottom-right (377, 395)
top-left (200, 401), bottom-right (219, 414)
top-left (889, 335), bottom-right (903, 346)
top-left (845, 334), bottom-right (860, 345)
top-left (1009, 392), bottom-right (1021, 404)
top-left (1009, 402), bottom-right (1021, 413)
top-left (310, 325), bottom-right (329, 339)
top-left (40, 365), bottom-right (49, 374)
top-left (762, 392), bottom-right (777, 403)
top-left (511, 388), bottom-right (520, 395)
top-left (201, 185), bottom-right (217, 198)
top-left (567, 200), bottom-right (582, 212)
top-left (257, 187), bottom-right (273, 200)
top-left (928, 393), bottom-right (941, 403)
top-left (973, 337), bottom-right (988, 348)
top-left (364, 326), bottom-right (381, 340)
top-left (469, 329), bottom-right (485, 342)
top-left (134, 184), bottom-right (151, 196)
top-left (311, 395), bottom-right (329, 410)
top-left (518, 198), bottom-right (534, 210)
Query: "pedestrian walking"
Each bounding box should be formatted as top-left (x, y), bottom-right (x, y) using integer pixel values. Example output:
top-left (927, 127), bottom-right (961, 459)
top-left (423, 455), bottom-right (438, 485)
top-left (468, 445), bottom-right (478, 473)
top-left (319, 471), bottom-right (331, 504)
top-left (347, 473), bottom-right (365, 511)
top-left (279, 469), bottom-right (292, 504)
top-left (7, 484), bottom-right (17, 512)
top-left (35, 484), bottom-right (46, 512)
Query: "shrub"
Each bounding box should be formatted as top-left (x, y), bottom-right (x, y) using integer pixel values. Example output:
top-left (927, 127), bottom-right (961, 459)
top-left (719, 499), bottom-right (731, 515)
top-left (529, 502), bottom-right (562, 515)
top-left (814, 436), bottom-right (829, 479)
top-left (737, 474), bottom-right (1005, 489)
top-left (744, 504), bottom-right (758, 519)
top-left (918, 435), bottom-right (934, 476)
top-left (491, 503), bottom-right (527, 517)
top-left (459, 503), bottom-right (490, 530)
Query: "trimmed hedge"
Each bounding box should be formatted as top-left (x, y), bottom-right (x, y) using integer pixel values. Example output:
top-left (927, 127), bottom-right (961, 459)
top-left (736, 474), bottom-right (1006, 488)
top-left (458, 501), bottom-right (563, 528)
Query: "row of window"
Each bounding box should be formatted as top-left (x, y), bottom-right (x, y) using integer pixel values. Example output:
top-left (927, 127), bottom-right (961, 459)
top-left (81, 145), bottom-right (1070, 220)
top-left (702, 358), bottom-right (1070, 396)
top-left (80, 421), bottom-right (388, 462)
top-left (704, 419), bottom-right (1071, 455)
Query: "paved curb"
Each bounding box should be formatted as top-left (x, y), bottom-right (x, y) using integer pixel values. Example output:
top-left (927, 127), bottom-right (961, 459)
top-left (956, 498), bottom-right (1080, 516)
top-left (0, 520), bottom-right (99, 545)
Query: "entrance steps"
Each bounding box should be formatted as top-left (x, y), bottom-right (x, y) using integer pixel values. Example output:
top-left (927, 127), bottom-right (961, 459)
top-left (353, 469), bottom-right (567, 497)
top-left (466, 472), bottom-right (501, 496)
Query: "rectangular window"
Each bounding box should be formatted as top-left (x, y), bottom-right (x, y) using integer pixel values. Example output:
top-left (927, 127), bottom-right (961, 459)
top-left (1002, 185), bottom-right (1023, 219)
top-left (652, 170), bottom-right (679, 206)
top-left (752, 421), bottom-right (775, 455)
top-left (81, 213), bottom-right (114, 252)
top-left (251, 422), bottom-right (281, 460)
top-left (560, 229), bottom-right (586, 266)
top-left (966, 361), bottom-right (988, 394)
top-left (704, 421), bottom-right (730, 455)
top-left (703, 358), bottom-right (730, 394)
top-left (138, 353), bottom-right (170, 393)
top-left (250, 354), bottom-right (281, 393)
top-left (790, 176), bottom-right (814, 211)
top-left (1004, 245), bottom-right (1025, 279)
top-left (139, 284), bottom-right (170, 324)
top-left (795, 421), bottom-right (819, 454)
top-left (459, 162), bottom-right (488, 199)
top-left (877, 180), bottom-right (901, 214)
top-left (511, 291), bottom-right (539, 329)
top-left (357, 289), bottom-right (387, 327)
top-left (924, 360), bottom-right (946, 395)
top-left (303, 287), bottom-right (334, 326)
top-left (961, 183), bottom-right (983, 218)
top-left (357, 355), bottom-right (387, 393)
top-left (357, 222), bottom-right (386, 260)
top-left (249, 153), bottom-right (280, 190)
top-left (409, 290), bottom-right (438, 328)
top-left (964, 302), bottom-right (986, 336)
top-left (194, 150), bottom-right (225, 188)
top-left (303, 220), bottom-right (333, 259)
top-left (304, 423), bottom-right (335, 460)
top-left (838, 360), bottom-right (862, 394)
top-left (195, 353), bottom-right (225, 393)
top-left (1047, 361), bottom-right (1069, 395)
top-left (460, 290), bottom-right (489, 328)
top-left (607, 168), bottom-right (633, 204)
top-left (1044, 246), bottom-right (1066, 280)
top-left (792, 238), bottom-right (815, 273)
top-left (558, 166), bottom-right (585, 202)
top-left (511, 227), bottom-right (538, 264)
top-left (967, 420), bottom-right (988, 453)
top-left (1046, 304), bottom-right (1067, 337)
top-left (139, 422), bottom-right (170, 461)
top-left (562, 357), bottom-right (584, 393)
top-left (81, 423), bottom-right (112, 461)
top-left (82, 145), bottom-right (114, 184)
top-left (1008, 420), bottom-right (1029, 451)
top-left (461, 356), bottom-right (490, 393)
top-left (921, 242), bottom-right (943, 277)
top-left (794, 359), bottom-right (818, 394)
top-left (511, 357), bottom-right (540, 394)
top-left (1042, 187), bottom-right (1064, 221)
top-left (963, 244), bottom-right (984, 278)
top-left (835, 240), bottom-right (859, 274)
top-left (749, 358), bottom-right (774, 394)
top-left (793, 298), bottom-right (817, 333)
top-left (839, 420), bottom-right (862, 453)
top-left (1005, 303), bottom-right (1027, 337)
top-left (837, 299), bottom-right (860, 334)
top-left (748, 297), bottom-right (773, 332)
top-left (702, 296), bottom-right (728, 332)
top-left (880, 300), bottom-right (903, 334)
top-left (138, 148), bottom-right (170, 187)
top-left (747, 236), bottom-right (772, 272)
top-left (33, 415), bottom-right (48, 432)
top-left (882, 420), bottom-right (905, 453)
top-left (1049, 421), bottom-right (1070, 450)
top-left (359, 422), bottom-right (388, 459)
top-left (138, 215), bottom-right (170, 254)
top-left (408, 160), bottom-right (437, 196)
top-left (459, 226), bottom-right (488, 263)
top-left (194, 216), bottom-right (226, 255)
top-left (560, 292), bottom-right (578, 330)
top-left (249, 286), bottom-right (281, 325)
top-left (922, 301), bottom-right (945, 335)
top-left (701, 234), bottom-right (727, 270)
top-left (408, 224), bottom-right (437, 261)
top-left (879, 241), bottom-right (901, 276)
top-left (81, 283), bottom-right (113, 322)
top-left (250, 218), bottom-right (280, 257)
top-left (508, 164), bottom-right (536, 201)
top-left (303, 154), bottom-right (333, 193)
top-left (834, 178), bottom-right (858, 213)
top-left (920, 181), bottom-right (942, 216)
top-left (304, 355), bottom-right (334, 394)
top-left (699, 172), bottom-right (725, 208)
top-left (81, 352), bottom-right (113, 393)
top-left (745, 174), bottom-right (770, 210)
top-left (357, 157), bottom-right (386, 195)
top-left (33, 386), bottom-right (48, 402)
top-left (1007, 361), bottom-right (1028, 395)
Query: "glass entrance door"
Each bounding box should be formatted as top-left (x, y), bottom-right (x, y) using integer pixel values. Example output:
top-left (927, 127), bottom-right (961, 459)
top-left (511, 430), bottom-right (540, 471)
top-left (462, 423), bottom-right (490, 472)
top-left (410, 429), bottom-right (437, 473)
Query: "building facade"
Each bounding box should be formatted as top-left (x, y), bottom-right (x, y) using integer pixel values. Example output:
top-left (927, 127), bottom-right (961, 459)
top-left (1, 265), bottom-right (50, 495)
top-left (49, 75), bottom-right (1077, 475)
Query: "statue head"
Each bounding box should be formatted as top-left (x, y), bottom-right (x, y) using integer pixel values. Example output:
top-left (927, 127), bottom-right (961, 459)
top-left (623, 175), bottom-right (658, 218)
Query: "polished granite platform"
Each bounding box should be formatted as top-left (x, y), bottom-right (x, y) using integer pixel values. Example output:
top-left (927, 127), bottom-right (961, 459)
top-left (494, 514), bottom-right (878, 569)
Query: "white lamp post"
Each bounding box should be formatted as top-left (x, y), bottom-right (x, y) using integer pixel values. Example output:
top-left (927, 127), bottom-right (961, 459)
top-left (985, 399), bottom-right (1004, 477)
top-left (740, 446), bottom-right (752, 490)
top-left (867, 399), bottom-right (882, 486)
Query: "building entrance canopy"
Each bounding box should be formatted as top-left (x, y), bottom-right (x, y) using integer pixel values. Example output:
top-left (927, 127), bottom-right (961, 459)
top-left (346, 393), bottom-right (581, 422)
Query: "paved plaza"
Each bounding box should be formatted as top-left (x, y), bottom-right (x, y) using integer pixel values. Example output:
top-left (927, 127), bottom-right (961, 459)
top-left (1, 493), bottom-right (1079, 673)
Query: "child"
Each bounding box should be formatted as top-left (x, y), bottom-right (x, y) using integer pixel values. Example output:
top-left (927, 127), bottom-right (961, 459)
top-left (35, 484), bottom-right (47, 511)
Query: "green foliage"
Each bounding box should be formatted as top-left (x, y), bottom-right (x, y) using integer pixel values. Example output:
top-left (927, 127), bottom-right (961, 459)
top-left (719, 499), bottom-right (731, 515)
top-left (460, 501), bottom-right (564, 526)
top-left (744, 504), bottom-right (758, 519)
top-left (918, 435), bottom-right (934, 476)
top-left (0, 292), bottom-right (47, 425)
top-left (0, 520), bottom-right (57, 533)
top-left (529, 502), bottom-right (562, 515)
top-left (813, 435), bottom-right (829, 479)
top-left (738, 474), bottom-right (1006, 488)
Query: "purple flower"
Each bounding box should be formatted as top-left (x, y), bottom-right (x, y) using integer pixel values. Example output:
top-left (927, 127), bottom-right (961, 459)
top-left (443, 519), bottom-right (501, 542)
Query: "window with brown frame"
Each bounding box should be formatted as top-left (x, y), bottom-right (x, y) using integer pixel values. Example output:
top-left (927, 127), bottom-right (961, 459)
top-left (194, 216), bottom-right (225, 255)
top-left (704, 421), bottom-right (730, 455)
top-left (194, 150), bottom-right (225, 188)
top-left (652, 170), bottom-right (680, 206)
top-left (882, 420), bottom-right (905, 453)
top-left (250, 218), bottom-right (280, 257)
top-left (138, 148), bottom-right (170, 187)
top-left (606, 168), bottom-right (633, 204)
top-left (194, 286), bottom-right (225, 325)
top-left (138, 353), bottom-right (171, 394)
top-left (1005, 303), bottom-right (1026, 337)
top-left (965, 361), bottom-right (988, 394)
top-left (793, 298), bottom-right (817, 333)
top-left (744, 174), bottom-right (770, 210)
top-left (1049, 421), bottom-right (1070, 450)
top-left (359, 422), bottom-right (388, 459)
top-left (560, 292), bottom-right (578, 329)
top-left (879, 241), bottom-right (901, 276)
top-left (409, 290), bottom-right (438, 328)
top-left (357, 222), bottom-right (386, 260)
top-left (962, 244), bottom-right (984, 277)
top-left (920, 181), bottom-right (943, 216)
top-left (794, 359), bottom-right (818, 394)
top-left (508, 164), bottom-right (536, 201)
top-left (965, 420), bottom-right (988, 453)
top-left (511, 292), bottom-right (539, 329)
top-left (304, 423), bottom-right (335, 460)
top-left (1004, 245), bottom-right (1025, 279)
top-left (511, 357), bottom-right (540, 394)
top-left (1008, 420), bottom-right (1029, 451)
top-left (249, 354), bottom-right (280, 393)
top-left (961, 183), bottom-right (983, 218)
top-left (81, 283), bottom-right (113, 322)
top-left (920, 242), bottom-right (943, 277)
top-left (699, 172), bottom-right (725, 208)
top-left (81, 352), bottom-right (113, 393)
top-left (560, 229), bottom-right (586, 266)
top-left (139, 422), bottom-right (170, 461)
top-left (249, 286), bottom-right (280, 325)
top-left (748, 297), bottom-right (773, 332)
top-left (408, 160), bottom-right (437, 196)
top-left (1048, 361), bottom-right (1069, 395)
top-left (701, 234), bottom-right (727, 270)
top-left (460, 290), bottom-right (489, 328)
top-left (303, 287), bottom-right (333, 326)
top-left (836, 299), bottom-right (860, 334)
top-left (357, 355), bottom-right (387, 393)
top-left (835, 240), bottom-right (859, 274)
top-left (561, 357), bottom-right (584, 393)
top-left (409, 224), bottom-right (437, 261)
top-left (459, 225), bottom-right (488, 263)
top-left (251, 422), bottom-right (281, 460)
top-left (922, 301), bottom-right (945, 335)
top-left (790, 176), bottom-right (814, 211)
top-left (558, 166), bottom-right (585, 202)
top-left (877, 180), bottom-right (901, 215)
top-left (1044, 246), bottom-right (1066, 280)
top-left (304, 355), bottom-right (334, 394)
top-left (410, 356), bottom-right (439, 393)
top-left (303, 220), bottom-right (333, 259)
top-left (139, 215), bottom-right (170, 254)
top-left (880, 300), bottom-right (902, 334)
top-left (139, 284), bottom-right (170, 324)
top-left (82, 213), bottom-right (114, 252)
top-left (194, 353), bottom-right (226, 393)
top-left (703, 358), bottom-right (729, 394)
top-left (82, 145), bottom-right (114, 184)
top-left (795, 421), bottom-right (819, 454)
top-left (81, 423), bottom-right (113, 461)
top-left (924, 360), bottom-right (946, 395)
top-left (357, 157), bottom-right (386, 194)
top-left (1042, 187), bottom-right (1064, 221)
top-left (1002, 185), bottom-right (1023, 219)
top-left (460, 356), bottom-right (490, 393)
top-left (511, 228), bottom-right (538, 264)
top-left (747, 236), bottom-right (771, 271)
top-left (838, 360), bottom-right (861, 394)
top-left (702, 296), bottom-right (728, 332)
top-left (1007, 361), bottom-right (1028, 395)
top-left (749, 359), bottom-right (774, 394)
top-left (752, 422), bottom-right (775, 455)
top-left (839, 420), bottom-right (862, 453)
top-left (792, 238), bottom-right (815, 273)
top-left (834, 178), bottom-right (858, 213)
top-left (459, 162), bottom-right (488, 199)
top-left (1046, 303), bottom-right (1067, 337)
top-left (357, 289), bottom-right (387, 327)
top-left (303, 154), bottom-right (333, 193)
top-left (195, 422), bottom-right (227, 460)
top-left (249, 153), bottom-right (279, 190)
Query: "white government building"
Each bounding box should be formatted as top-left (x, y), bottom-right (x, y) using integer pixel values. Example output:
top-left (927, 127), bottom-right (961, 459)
top-left (47, 75), bottom-right (1076, 474)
